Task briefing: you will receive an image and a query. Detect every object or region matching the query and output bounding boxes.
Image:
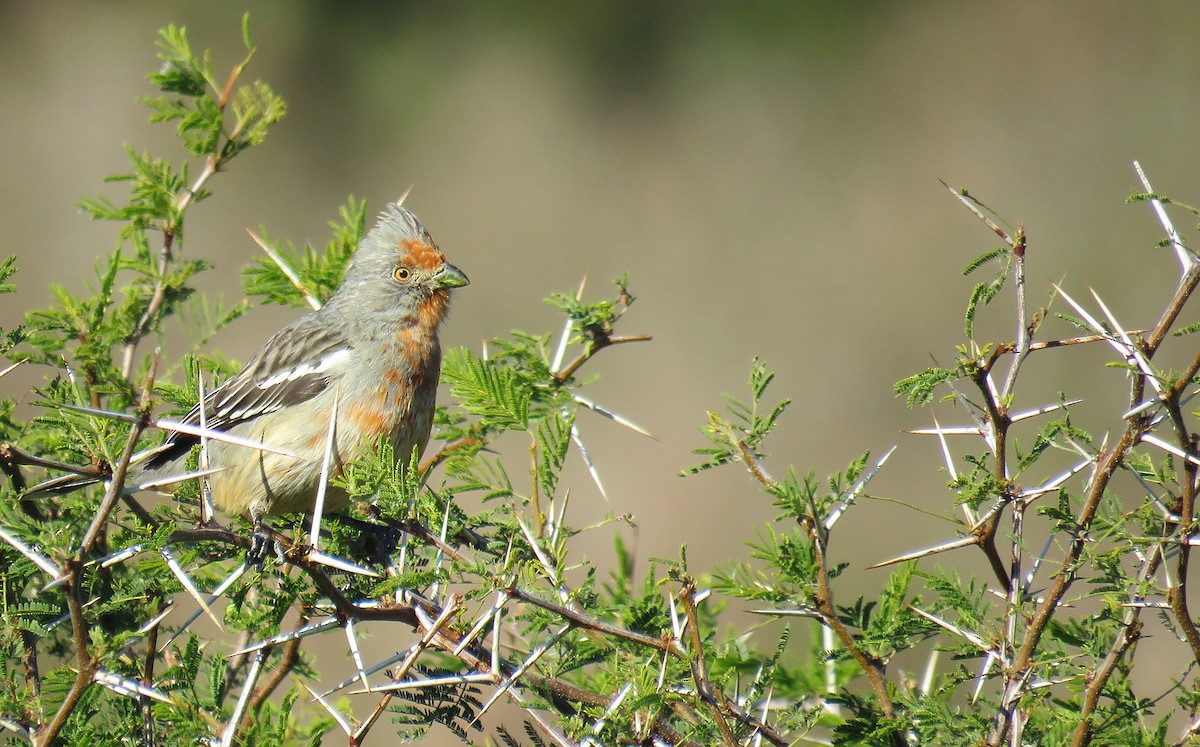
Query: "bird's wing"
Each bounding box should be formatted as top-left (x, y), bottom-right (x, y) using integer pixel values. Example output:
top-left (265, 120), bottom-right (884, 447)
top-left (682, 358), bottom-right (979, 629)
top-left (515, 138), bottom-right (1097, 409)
top-left (144, 315), bottom-right (354, 469)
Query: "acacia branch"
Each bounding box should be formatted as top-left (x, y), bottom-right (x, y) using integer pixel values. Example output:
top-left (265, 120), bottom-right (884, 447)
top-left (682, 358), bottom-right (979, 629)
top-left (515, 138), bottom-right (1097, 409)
top-left (78, 357), bottom-right (157, 555)
top-left (679, 582), bottom-right (737, 746)
top-left (36, 363), bottom-right (159, 746)
top-left (141, 600), bottom-right (165, 747)
top-left (1145, 263), bottom-right (1200, 352)
top-left (119, 57), bottom-right (255, 383)
top-left (508, 586), bottom-right (674, 653)
top-left (1000, 228), bottom-right (1029, 400)
top-left (248, 628), bottom-right (303, 711)
top-left (1168, 456), bottom-right (1200, 664)
top-left (733, 436), bottom-right (903, 746)
top-left (34, 558), bottom-right (97, 747)
top-left (987, 226), bottom-right (1200, 745)
top-left (554, 334), bottom-right (651, 384)
top-left (1070, 605), bottom-right (1145, 746)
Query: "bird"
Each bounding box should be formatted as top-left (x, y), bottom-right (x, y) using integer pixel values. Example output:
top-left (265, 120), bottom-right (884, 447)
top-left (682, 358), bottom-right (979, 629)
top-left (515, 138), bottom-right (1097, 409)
top-left (29, 202), bottom-right (468, 532)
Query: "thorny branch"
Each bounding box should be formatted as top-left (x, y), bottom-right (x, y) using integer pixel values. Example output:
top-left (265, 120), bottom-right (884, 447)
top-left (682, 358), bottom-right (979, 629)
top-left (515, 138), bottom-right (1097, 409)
top-left (554, 335), bottom-right (651, 385)
top-left (733, 436), bottom-right (904, 747)
top-left (978, 220), bottom-right (1200, 746)
top-left (884, 174), bottom-right (1200, 746)
top-left (119, 63), bottom-right (258, 383)
top-left (35, 359), bottom-right (158, 747)
top-left (679, 581), bottom-right (737, 747)
top-left (12, 302), bottom-right (750, 747)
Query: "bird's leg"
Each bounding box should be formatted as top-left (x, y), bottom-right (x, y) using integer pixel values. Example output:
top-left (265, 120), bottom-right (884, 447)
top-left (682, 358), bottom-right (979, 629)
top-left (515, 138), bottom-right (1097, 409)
top-left (247, 511), bottom-right (274, 567)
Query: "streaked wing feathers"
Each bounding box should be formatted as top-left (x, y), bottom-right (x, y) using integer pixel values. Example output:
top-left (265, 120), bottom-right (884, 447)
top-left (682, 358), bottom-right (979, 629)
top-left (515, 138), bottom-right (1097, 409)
top-left (144, 316), bottom-right (352, 469)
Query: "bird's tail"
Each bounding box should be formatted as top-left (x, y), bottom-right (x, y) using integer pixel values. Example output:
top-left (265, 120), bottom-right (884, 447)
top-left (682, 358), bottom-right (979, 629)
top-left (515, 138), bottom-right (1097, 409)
top-left (24, 472), bottom-right (103, 498)
top-left (22, 440), bottom-right (186, 499)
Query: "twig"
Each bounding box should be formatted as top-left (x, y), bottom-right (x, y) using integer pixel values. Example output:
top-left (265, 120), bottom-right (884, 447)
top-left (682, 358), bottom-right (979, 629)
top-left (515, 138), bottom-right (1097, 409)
top-left (78, 354), bottom-right (158, 555)
top-left (36, 349), bottom-right (156, 747)
top-left (507, 586), bottom-right (675, 654)
top-left (986, 207), bottom-right (1200, 742)
top-left (1070, 557), bottom-right (1153, 747)
top-left (247, 628), bottom-right (304, 712)
top-left (731, 436), bottom-right (902, 746)
top-left (141, 598), bottom-right (166, 747)
top-left (679, 582), bottom-right (737, 746)
top-left (554, 334), bottom-right (651, 385)
top-left (1000, 228), bottom-right (1028, 400)
top-left (988, 422), bottom-right (1141, 746)
top-left (1166, 434), bottom-right (1200, 665)
top-left (418, 435), bottom-right (483, 473)
top-left (120, 156), bottom-right (222, 381)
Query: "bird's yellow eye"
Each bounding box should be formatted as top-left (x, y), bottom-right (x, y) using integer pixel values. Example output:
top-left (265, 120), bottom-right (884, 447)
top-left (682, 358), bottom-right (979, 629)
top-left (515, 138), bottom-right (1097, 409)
top-left (393, 267), bottom-right (412, 282)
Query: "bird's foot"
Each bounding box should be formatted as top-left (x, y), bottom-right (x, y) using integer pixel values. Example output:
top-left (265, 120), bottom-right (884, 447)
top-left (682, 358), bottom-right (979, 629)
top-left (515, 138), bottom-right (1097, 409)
top-left (247, 516), bottom-right (288, 568)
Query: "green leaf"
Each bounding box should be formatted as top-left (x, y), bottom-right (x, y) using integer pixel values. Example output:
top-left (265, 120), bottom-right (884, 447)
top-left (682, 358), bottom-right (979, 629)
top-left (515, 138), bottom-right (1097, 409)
top-left (241, 11), bottom-right (254, 50)
top-left (441, 347), bottom-right (532, 430)
top-left (893, 367), bottom-right (959, 408)
top-left (1172, 321), bottom-right (1200, 337)
top-left (148, 24), bottom-right (210, 97)
top-left (242, 196), bottom-right (362, 308)
top-left (962, 247), bottom-right (1008, 276)
top-left (230, 80), bottom-right (287, 150)
top-left (536, 411), bottom-right (574, 500)
top-left (0, 255), bottom-right (17, 294)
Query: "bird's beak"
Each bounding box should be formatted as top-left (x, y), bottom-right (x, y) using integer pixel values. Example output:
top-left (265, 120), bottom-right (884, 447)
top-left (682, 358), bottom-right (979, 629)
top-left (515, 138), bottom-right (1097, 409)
top-left (432, 263), bottom-right (470, 289)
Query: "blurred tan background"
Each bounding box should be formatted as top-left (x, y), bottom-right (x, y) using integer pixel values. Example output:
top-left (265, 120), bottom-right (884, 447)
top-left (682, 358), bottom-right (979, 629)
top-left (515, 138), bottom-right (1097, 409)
top-left (3, 2), bottom-right (1200, 742)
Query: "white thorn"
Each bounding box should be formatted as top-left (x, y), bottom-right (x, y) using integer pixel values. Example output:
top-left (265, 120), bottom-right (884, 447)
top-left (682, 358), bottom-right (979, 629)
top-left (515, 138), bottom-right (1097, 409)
top-left (161, 548), bottom-right (223, 630)
top-left (308, 386), bottom-right (341, 550)
top-left (1132, 160), bottom-right (1194, 272)
top-left (220, 650), bottom-right (266, 746)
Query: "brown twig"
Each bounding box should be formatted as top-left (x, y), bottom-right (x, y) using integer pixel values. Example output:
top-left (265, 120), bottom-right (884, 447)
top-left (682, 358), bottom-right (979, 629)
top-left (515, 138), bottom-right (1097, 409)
top-left (2, 443), bottom-right (106, 480)
top-left (36, 360), bottom-right (159, 746)
top-left (994, 331), bottom-right (1146, 355)
top-left (988, 255), bottom-right (1199, 745)
top-left (1146, 263), bottom-right (1200, 352)
top-left (141, 599), bottom-right (165, 747)
top-left (988, 422), bottom-right (1142, 745)
top-left (418, 435), bottom-right (483, 473)
top-left (0, 442), bottom-right (27, 493)
top-left (34, 559), bottom-right (98, 747)
top-left (1159, 357), bottom-right (1200, 680)
top-left (999, 228), bottom-right (1029, 402)
top-left (1168, 443), bottom-right (1200, 664)
top-left (508, 586), bottom-right (674, 654)
top-left (679, 582), bottom-right (737, 746)
top-left (0, 443), bottom-right (44, 519)
top-left (967, 362), bottom-right (1019, 591)
top-left (554, 334), bottom-right (651, 385)
top-left (1070, 612), bottom-right (1145, 746)
top-left (248, 626), bottom-right (304, 711)
top-left (78, 355), bottom-right (157, 555)
top-left (20, 627), bottom-right (40, 704)
top-left (732, 436), bottom-right (903, 746)
top-left (374, 514), bottom-right (473, 564)
top-left (119, 74), bottom-right (240, 382)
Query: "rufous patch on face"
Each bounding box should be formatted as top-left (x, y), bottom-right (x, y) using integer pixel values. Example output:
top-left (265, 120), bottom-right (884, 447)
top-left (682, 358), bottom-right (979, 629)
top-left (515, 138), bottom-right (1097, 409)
top-left (400, 239), bottom-right (444, 272)
top-left (416, 290), bottom-right (450, 329)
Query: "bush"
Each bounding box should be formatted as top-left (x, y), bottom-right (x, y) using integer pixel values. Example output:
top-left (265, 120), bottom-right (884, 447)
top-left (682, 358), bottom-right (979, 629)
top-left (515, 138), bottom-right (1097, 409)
top-left (2, 17), bottom-right (1200, 747)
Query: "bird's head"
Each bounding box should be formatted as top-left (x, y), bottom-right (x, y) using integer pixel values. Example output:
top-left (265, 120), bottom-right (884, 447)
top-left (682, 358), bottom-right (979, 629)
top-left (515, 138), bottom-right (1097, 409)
top-left (332, 202), bottom-right (469, 329)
